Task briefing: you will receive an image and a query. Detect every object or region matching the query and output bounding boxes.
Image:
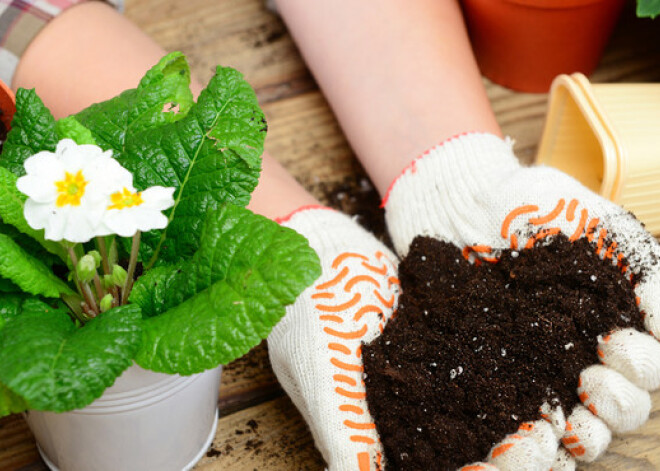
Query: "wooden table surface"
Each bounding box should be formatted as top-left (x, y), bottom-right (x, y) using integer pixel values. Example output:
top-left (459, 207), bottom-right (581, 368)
top-left (2, 1), bottom-right (660, 470)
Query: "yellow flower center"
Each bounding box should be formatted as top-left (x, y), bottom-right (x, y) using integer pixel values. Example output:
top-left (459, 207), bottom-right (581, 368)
top-left (55, 171), bottom-right (88, 207)
top-left (108, 187), bottom-right (144, 210)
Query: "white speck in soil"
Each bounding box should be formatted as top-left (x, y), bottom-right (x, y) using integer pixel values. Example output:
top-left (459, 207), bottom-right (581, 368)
top-left (483, 307), bottom-right (489, 312)
top-left (564, 342), bottom-right (574, 350)
top-left (430, 362), bottom-right (437, 367)
top-left (501, 348), bottom-right (507, 357)
top-left (450, 369), bottom-right (457, 379)
top-left (590, 275), bottom-right (597, 282)
top-left (511, 251), bottom-right (519, 258)
top-left (417, 427), bottom-right (422, 432)
top-left (511, 414), bottom-right (519, 420)
top-left (421, 256), bottom-right (426, 261)
top-left (457, 366), bottom-right (464, 375)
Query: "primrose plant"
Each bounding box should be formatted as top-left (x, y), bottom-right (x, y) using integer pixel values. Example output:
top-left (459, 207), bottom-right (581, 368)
top-left (0, 52), bottom-right (320, 417)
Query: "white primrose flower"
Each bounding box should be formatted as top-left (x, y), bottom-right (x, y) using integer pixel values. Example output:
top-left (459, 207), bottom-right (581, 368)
top-left (17, 139), bottom-right (133, 243)
top-left (98, 185), bottom-right (176, 238)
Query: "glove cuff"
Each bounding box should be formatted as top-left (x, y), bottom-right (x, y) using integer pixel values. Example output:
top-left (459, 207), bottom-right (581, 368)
top-left (383, 132), bottom-right (520, 255)
top-left (281, 206), bottom-right (396, 262)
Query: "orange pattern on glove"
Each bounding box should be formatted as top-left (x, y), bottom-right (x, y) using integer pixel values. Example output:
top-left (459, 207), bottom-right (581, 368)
top-left (313, 250), bottom-right (399, 471)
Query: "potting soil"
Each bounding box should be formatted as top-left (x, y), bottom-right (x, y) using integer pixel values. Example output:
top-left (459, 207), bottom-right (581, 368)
top-left (362, 235), bottom-right (644, 470)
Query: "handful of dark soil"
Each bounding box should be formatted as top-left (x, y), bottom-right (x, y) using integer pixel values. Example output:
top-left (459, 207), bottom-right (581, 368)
top-left (362, 235), bottom-right (644, 470)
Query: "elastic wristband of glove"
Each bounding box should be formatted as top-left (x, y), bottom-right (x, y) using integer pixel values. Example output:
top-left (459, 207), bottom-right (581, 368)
top-left (278, 205), bottom-right (395, 262)
top-left (382, 132), bottom-right (519, 255)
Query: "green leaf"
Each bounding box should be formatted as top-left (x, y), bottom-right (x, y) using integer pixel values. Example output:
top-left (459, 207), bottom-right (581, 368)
top-left (128, 264), bottom-right (182, 318)
top-left (0, 304), bottom-right (142, 412)
top-left (55, 116), bottom-right (96, 145)
top-left (74, 51), bottom-right (194, 154)
top-left (0, 293), bottom-right (43, 323)
top-left (0, 89), bottom-right (58, 177)
top-left (0, 382), bottom-right (28, 417)
top-left (124, 66), bottom-right (266, 264)
top-left (0, 234), bottom-right (73, 298)
top-left (638, 0), bottom-right (660, 17)
top-left (0, 167), bottom-right (68, 261)
top-left (133, 205), bottom-right (320, 374)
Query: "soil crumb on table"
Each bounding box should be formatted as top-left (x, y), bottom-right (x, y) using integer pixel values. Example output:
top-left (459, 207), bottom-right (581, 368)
top-left (363, 235), bottom-right (644, 470)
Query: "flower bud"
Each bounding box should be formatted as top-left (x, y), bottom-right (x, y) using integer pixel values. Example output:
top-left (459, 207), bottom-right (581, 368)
top-left (112, 265), bottom-right (128, 286)
top-left (87, 250), bottom-right (102, 268)
top-left (99, 294), bottom-right (114, 313)
top-left (102, 274), bottom-right (114, 290)
top-left (76, 254), bottom-right (97, 283)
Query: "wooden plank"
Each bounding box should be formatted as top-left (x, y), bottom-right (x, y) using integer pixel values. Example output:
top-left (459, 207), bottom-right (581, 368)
top-left (124, 0), bottom-right (315, 104)
top-left (217, 342), bottom-right (282, 417)
top-left (196, 396), bottom-right (325, 471)
top-left (0, 415), bottom-right (41, 471)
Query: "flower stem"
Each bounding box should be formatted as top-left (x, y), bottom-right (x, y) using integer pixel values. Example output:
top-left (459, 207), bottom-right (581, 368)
top-left (67, 246), bottom-right (98, 316)
top-left (97, 237), bottom-right (120, 306)
top-left (82, 282), bottom-right (98, 315)
top-left (62, 293), bottom-right (86, 323)
top-left (93, 273), bottom-right (105, 302)
top-left (96, 237), bottom-right (111, 275)
top-left (122, 231), bottom-right (141, 304)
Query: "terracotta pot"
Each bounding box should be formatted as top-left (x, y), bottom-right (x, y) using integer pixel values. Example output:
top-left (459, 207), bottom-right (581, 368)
top-left (0, 79), bottom-right (15, 131)
top-left (460, 0), bottom-right (626, 93)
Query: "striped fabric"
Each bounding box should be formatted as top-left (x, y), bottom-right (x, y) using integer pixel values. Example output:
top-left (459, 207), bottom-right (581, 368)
top-left (0, 0), bottom-right (122, 86)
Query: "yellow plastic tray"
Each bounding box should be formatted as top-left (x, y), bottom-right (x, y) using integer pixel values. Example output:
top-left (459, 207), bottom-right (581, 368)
top-left (537, 73), bottom-right (660, 235)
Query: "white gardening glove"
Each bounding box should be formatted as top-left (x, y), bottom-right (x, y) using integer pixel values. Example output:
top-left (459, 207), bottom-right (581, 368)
top-left (268, 207), bottom-right (400, 471)
top-left (383, 132), bottom-right (660, 470)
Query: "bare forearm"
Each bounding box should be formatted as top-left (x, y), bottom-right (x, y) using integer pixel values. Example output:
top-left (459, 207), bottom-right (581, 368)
top-left (276, 0), bottom-right (501, 196)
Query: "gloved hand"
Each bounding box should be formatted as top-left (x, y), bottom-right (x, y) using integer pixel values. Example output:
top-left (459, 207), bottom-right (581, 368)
top-left (382, 132), bottom-right (660, 470)
top-left (268, 206), bottom-right (550, 471)
top-left (268, 207), bottom-right (400, 471)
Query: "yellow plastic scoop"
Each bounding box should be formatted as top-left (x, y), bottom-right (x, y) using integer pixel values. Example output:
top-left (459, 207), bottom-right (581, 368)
top-left (537, 73), bottom-right (660, 235)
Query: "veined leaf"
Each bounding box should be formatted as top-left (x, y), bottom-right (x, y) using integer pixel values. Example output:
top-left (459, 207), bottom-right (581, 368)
top-left (0, 296), bottom-right (54, 417)
top-left (74, 51), bottom-right (193, 154)
top-left (0, 167), bottom-right (68, 261)
top-left (0, 304), bottom-right (142, 412)
top-left (124, 66), bottom-right (266, 264)
top-left (638, 0), bottom-right (660, 18)
top-left (129, 264), bottom-right (182, 318)
top-left (0, 89), bottom-right (58, 177)
top-left (0, 234), bottom-right (73, 298)
top-left (56, 116), bottom-right (96, 145)
top-left (132, 205), bottom-right (320, 375)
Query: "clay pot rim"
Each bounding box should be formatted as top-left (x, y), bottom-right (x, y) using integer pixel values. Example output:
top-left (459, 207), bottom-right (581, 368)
top-left (0, 79), bottom-right (14, 104)
top-left (502, 0), bottom-right (611, 9)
